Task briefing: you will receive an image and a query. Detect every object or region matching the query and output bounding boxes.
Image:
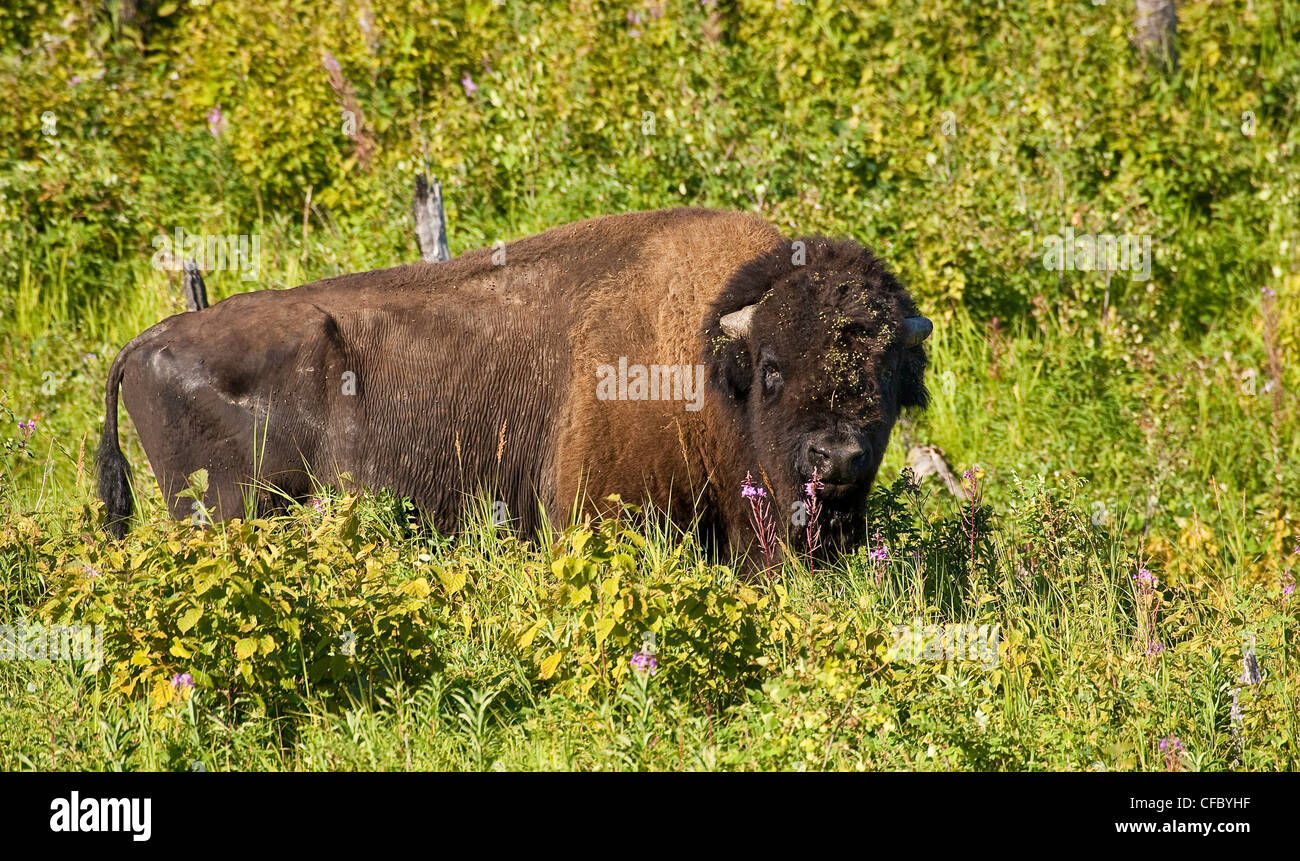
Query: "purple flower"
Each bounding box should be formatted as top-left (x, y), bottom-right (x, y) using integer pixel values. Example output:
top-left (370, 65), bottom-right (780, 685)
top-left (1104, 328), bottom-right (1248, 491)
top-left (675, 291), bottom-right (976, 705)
top-left (1262, 287), bottom-right (1276, 298)
top-left (206, 106), bottom-right (226, 137)
top-left (17, 417), bottom-right (36, 439)
top-left (741, 470), bottom-right (778, 567)
top-left (1133, 567), bottom-right (1157, 588)
top-left (171, 672), bottom-right (195, 692)
top-left (804, 476), bottom-right (823, 498)
top-left (1159, 735), bottom-right (1186, 770)
top-left (868, 544), bottom-right (889, 563)
top-left (322, 52), bottom-right (341, 73)
top-left (82, 565), bottom-right (101, 579)
top-left (630, 647), bottom-right (657, 676)
top-left (69, 75), bottom-right (82, 86)
top-left (461, 73), bottom-right (478, 96)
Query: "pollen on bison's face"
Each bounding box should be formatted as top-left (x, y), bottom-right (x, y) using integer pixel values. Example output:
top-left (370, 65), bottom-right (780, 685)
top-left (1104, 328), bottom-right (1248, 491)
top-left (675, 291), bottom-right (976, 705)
top-left (705, 237), bottom-right (932, 554)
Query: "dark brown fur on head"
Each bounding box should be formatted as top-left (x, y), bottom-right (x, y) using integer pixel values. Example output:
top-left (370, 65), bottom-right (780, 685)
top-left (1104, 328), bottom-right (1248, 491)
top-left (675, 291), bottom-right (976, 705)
top-left (703, 237), bottom-right (930, 552)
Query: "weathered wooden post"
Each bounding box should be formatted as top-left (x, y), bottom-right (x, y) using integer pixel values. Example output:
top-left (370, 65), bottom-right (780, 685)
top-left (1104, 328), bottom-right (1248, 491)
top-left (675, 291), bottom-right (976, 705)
top-left (413, 173), bottom-right (451, 263)
top-left (1134, 0), bottom-right (1178, 70)
top-left (183, 260), bottom-right (209, 311)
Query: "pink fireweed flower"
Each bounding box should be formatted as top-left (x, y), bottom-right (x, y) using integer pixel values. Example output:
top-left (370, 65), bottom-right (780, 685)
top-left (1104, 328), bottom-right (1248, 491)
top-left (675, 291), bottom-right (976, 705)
top-left (206, 106), bottom-right (226, 137)
top-left (803, 471), bottom-right (823, 570)
top-left (741, 471), bottom-right (778, 568)
top-left (322, 52), bottom-right (341, 73)
top-left (461, 73), bottom-right (478, 96)
top-left (171, 673), bottom-right (195, 693)
top-left (868, 544), bottom-right (889, 563)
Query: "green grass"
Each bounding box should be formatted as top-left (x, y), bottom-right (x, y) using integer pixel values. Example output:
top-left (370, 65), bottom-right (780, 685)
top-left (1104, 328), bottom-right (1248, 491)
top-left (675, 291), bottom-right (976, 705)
top-left (1, 0), bottom-right (1298, 770)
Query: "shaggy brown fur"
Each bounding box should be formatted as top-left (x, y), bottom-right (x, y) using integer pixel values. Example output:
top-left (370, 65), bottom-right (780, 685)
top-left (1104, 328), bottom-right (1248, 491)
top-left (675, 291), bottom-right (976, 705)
top-left (98, 207), bottom-right (930, 562)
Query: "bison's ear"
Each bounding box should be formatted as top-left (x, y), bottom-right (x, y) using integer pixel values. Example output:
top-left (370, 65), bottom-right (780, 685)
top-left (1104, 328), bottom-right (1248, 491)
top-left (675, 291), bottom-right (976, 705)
top-left (897, 316), bottom-right (932, 409)
top-left (902, 316), bottom-right (932, 347)
top-left (709, 304), bottom-right (758, 403)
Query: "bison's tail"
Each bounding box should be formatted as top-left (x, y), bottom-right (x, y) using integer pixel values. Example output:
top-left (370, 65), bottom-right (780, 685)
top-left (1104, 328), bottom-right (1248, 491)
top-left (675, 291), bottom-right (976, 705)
top-left (97, 340), bottom-right (139, 539)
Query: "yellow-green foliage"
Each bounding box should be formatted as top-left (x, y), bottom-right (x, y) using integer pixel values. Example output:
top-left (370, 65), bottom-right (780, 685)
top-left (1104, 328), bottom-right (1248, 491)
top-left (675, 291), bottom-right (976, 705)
top-left (39, 494), bottom-right (450, 714)
top-left (519, 502), bottom-right (779, 701)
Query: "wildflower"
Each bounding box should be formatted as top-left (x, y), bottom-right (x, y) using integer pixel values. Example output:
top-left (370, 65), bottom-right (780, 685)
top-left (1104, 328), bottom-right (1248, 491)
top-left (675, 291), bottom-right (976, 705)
top-left (868, 544), bottom-right (889, 563)
top-left (1133, 567), bottom-right (1157, 588)
top-left (82, 565), bottom-right (100, 579)
top-left (206, 106), bottom-right (225, 137)
top-left (630, 647), bottom-right (657, 676)
top-left (69, 75), bottom-right (81, 86)
top-left (461, 72), bottom-right (478, 96)
top-left (741, 471), bottom-right (778, 567)
top-left (1229, 687), bottom-right (1244, 767)
top-left (17, 418), bottom-right (36, 441)
top-left (802, 471), bottom-right (823, 566)
top-left (1261, 286), bottom-right (1276, 298)
top-left (322, 52), bottom-right (341, 73)
top-left (1159, 735), bottom-right (1186, 771)
top-left (171, 672), bottom-right (195, 693)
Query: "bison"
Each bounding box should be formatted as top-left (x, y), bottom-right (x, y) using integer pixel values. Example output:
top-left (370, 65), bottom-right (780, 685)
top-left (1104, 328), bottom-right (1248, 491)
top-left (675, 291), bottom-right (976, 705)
top-left (98, 207), bottom-right (931, 561)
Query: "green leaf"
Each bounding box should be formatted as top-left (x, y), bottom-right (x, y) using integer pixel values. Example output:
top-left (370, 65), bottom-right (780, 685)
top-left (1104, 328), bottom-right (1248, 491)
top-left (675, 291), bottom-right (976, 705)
top-left (177, 606), bottom-right (202, 633)
top-left (235, 637), bottom-right (258, 661)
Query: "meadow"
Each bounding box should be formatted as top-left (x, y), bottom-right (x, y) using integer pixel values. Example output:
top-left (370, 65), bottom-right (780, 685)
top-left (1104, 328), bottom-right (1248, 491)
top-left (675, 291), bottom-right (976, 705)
top-left (0, 0), bottom-right (1296, 771)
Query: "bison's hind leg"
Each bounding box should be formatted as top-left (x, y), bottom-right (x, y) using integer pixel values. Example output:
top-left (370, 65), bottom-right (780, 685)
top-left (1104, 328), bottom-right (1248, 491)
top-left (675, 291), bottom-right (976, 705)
top-left (121, 341), bottom-right (319, 525)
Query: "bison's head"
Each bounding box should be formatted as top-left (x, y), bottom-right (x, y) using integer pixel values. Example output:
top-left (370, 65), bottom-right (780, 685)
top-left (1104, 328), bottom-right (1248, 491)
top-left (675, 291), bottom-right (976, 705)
top-left (704, 237), bottom-right (931, 554)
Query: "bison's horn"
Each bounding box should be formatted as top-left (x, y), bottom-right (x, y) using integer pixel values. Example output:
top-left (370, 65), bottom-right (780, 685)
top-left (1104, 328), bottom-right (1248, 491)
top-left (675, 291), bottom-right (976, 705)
top-left (720, 304), bottom-right (757, 340)
top-left (902, 316), bottom-right (933, 347)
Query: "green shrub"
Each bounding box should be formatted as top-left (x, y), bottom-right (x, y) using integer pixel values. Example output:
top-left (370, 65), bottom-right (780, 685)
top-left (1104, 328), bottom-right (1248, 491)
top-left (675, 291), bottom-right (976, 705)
top-left (39, 492), bottom-right (449, 715)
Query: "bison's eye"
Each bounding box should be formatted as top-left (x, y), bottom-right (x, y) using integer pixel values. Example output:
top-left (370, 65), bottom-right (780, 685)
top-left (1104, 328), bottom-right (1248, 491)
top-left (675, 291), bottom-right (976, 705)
top-left (761, 363), bottom-right (783, 396)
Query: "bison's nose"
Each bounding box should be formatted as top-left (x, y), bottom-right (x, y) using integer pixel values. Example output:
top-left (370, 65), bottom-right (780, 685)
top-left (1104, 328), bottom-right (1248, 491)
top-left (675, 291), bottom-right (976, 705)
top-left (804, 437), bottom-right (867, 484)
